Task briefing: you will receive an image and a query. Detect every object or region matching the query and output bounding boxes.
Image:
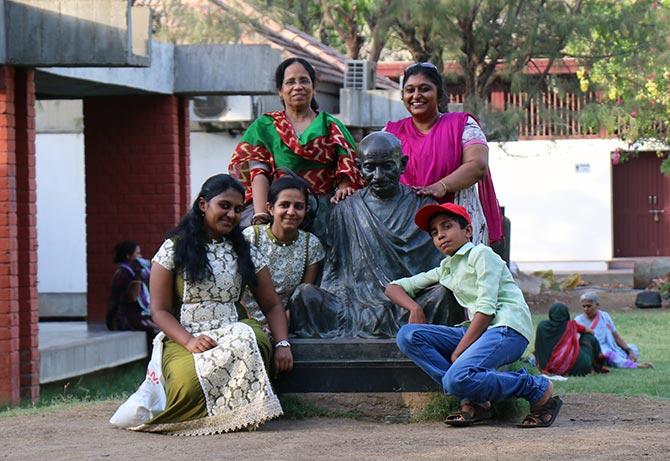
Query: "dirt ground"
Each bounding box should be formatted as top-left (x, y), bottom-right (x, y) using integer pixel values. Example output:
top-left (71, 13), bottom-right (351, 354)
top-left (1, 394), bottom-right (669, 461)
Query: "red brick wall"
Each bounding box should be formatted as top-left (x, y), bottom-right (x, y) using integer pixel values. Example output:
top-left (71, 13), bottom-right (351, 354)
top-left (83, 95), bottom-right (190, 325)
top-left (14, 68), bottom-right (39, 401)
top-left (0, 67), bottom-right (38, 406)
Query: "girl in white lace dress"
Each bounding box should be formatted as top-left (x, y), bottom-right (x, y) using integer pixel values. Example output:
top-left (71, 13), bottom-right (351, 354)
top-left (115, 174), bottom-right (293, 436)
top-left (240, 175), bottom-right (325, 336)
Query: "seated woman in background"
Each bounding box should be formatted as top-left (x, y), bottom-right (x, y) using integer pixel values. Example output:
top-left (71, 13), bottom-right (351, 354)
top-left (112, 174), bottom-right (293, 436)
top-left (107, 240), bottom-right (159, 338)
top-left (240, 174), bottom-right (325, 337)
top-left (534, 303), bottom-right (607, 376)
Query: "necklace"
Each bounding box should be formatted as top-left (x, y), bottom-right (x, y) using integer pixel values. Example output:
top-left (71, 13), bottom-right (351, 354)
top-left (265, 225), bottom-right (300, 247)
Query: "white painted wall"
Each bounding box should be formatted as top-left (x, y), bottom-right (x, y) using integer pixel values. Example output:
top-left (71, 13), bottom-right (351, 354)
top-left (36, 133), bottom-right (86, 292)
top-left (489, 139), bottom-right (623, 271)
top-left (189, 132), bottom-right (241, 202)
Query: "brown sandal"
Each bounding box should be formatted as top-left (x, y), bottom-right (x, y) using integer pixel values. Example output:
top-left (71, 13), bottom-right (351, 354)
top-left (517, 396), bottom-right (563, 428)
top-left (445, 401), bottom-right (495, 427)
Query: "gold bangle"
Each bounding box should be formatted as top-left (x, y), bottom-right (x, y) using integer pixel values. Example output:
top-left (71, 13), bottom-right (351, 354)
top-left (438, 178), bottom-right (449, 195)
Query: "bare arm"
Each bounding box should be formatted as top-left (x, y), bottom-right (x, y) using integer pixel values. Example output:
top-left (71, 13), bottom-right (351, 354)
top-left (613, 330), bottom-right (636, 361)
top-left (384, 283), bottom-right (426, 324)
top-left (251, 267), bottom-right (294, 373)
top-left (251, 174), bottom-right (271, 220)
top-left (415, 144), bottom-right (489, 198)
top-left (301, 262), bottom-right (321, 285)
top-left (124, 280), bottom-right (141, 303)
top-left (451, 312), bottom-right (493, 362)
top-left (150, 263), bottom-right (217, 353)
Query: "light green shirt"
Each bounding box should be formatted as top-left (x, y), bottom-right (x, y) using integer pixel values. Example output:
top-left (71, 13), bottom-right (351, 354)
top-left (390, 242), bottom-right (533, 342)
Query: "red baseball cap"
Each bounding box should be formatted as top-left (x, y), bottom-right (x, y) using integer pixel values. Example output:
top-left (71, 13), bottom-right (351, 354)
top-left (414, 203), bottom-right (471, 232)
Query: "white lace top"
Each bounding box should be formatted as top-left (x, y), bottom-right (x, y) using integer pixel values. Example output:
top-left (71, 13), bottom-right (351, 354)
top-left (152, 238), bottom-right (268, 333)
top-left (240, 225), bottom-right (324, 327)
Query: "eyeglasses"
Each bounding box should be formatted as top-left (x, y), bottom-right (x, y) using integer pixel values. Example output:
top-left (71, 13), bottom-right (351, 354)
top-left (406, 62), bottom-right (439, 72)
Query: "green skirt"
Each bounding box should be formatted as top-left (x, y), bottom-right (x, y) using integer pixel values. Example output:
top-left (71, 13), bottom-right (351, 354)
top-left (147, 318), bottom-right (273, 426)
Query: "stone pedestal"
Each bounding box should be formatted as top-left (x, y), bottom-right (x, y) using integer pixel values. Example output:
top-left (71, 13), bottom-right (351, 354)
top-left (275, 339), bottom-right (439, 393)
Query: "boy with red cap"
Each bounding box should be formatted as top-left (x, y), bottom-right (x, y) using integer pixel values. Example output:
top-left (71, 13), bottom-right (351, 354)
top-left (385, 203), bottom-right (562, 428)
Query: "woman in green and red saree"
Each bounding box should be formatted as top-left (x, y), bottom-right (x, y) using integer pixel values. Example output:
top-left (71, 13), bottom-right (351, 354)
top-left (229, 57), bottom-right (365, 241)
top-left (534, 303), bottom-right (607, 376)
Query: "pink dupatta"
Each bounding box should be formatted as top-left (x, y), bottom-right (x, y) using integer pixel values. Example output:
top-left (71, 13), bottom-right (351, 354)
top-left (385, 113), bottom-right (503, 243)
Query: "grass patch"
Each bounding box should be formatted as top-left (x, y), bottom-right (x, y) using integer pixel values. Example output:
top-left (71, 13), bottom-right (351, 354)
top-left (413, 359), bottom-right (536, 422)
top-left (0, 360), bottom-right (146, 417)
top-left (530, 310), bottom-right (670, 399)
top-left (413, 310), bottom-right (670, 422)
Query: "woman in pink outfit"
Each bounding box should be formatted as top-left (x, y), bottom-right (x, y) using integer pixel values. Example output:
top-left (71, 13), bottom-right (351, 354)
top-left (384, 62), bottom-right (502, 245)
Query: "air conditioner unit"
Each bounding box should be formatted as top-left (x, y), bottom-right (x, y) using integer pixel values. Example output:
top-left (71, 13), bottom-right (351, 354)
top-left (189, 95), bottom-right (254, 123)
top-left (344, 60), bottom-right (376, 90)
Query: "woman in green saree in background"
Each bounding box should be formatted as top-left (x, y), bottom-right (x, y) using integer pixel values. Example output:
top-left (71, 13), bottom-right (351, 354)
top-left (534, 303), bottom-right (606, 376)
top-left (113, 174), bottom-right (293, 436)
top-left (229, 57), bottom-right (365, 241)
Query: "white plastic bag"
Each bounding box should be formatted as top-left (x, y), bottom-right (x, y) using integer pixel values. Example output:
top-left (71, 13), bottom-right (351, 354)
top-left (110, 333), bottom-right (167, 428)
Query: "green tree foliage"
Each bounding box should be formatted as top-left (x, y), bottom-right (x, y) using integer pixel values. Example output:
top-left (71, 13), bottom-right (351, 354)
top-left (250, 0), bottom-right (399, 61)
top-left (146, 0), bottom-right (242, 44)
top-left (391, 1), bottom-right (591, 140)
top-left (573, 0), bottom-right (670, 174)
top-left (147, 0), bottom-right (670, 161)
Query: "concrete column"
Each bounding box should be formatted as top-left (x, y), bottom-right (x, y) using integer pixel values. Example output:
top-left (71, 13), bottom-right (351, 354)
top-left (83, 95), bottom-right (190, 325)
top-left (0, 66), bottom-right (38, 405)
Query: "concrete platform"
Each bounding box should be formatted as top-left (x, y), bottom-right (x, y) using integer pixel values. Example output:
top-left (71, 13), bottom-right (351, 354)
top-left (39, 322), bottom-right (147, 384)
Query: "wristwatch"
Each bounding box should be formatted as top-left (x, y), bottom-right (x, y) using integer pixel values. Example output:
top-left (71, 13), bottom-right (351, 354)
top-left (274, 339), bottom-right (291, 349)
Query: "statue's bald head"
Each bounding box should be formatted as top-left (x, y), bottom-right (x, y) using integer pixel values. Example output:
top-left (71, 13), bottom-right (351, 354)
top-left (358, 131), bottom-right (407, 199)
top-left (359, 131), bottom-right (404, 164)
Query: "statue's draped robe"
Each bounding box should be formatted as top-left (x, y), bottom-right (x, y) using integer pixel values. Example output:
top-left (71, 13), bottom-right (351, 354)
top-left (290, 185), bottom-right (464, 338)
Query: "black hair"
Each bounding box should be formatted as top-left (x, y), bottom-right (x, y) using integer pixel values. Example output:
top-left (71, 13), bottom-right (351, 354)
top-left (268, 173), bottom-right (310, 205)
top-left (166, 174), bottom-right (257, 288)
top-left (402, 62), bottom-right (447, 112)
top-left (114, 240), bottom-right (138, 264)
top-left (429, 212), bottom-right (469, 230)
top-left (275, 57), bottom-right (319, 112)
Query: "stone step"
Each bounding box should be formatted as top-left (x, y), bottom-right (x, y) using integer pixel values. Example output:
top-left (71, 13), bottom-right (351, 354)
top-left (553, 269), bottom-right (634, 287)
top-left (275, 338), bottom-right (439, 393)
top-left (39, 322), bottom-right (147, 384)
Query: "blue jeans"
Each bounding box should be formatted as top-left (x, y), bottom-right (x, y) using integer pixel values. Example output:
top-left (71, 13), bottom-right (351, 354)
top-left (397, 324), bottom-right (549, 405)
